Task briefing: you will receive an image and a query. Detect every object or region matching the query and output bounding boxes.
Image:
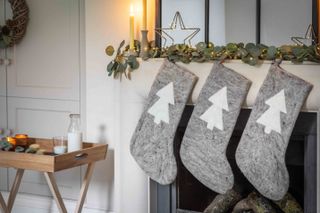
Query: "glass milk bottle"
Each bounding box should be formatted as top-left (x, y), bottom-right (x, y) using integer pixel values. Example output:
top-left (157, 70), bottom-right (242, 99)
top-left (67, 114), bottom-right (82, 152)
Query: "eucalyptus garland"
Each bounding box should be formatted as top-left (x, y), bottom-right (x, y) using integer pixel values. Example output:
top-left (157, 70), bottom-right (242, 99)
top-left (0, 0), bottom-right (29, 49)
top-left (106, 41), bottom-right (320, 80)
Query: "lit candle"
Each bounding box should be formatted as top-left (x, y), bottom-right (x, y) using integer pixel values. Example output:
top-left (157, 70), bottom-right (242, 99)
top-left (15, 134), bottom-right (28, 146)
top-left (6, 137), bottom-right (16, 146)
top-left (142, 0), bottom-right (147, 30)
top-left (15, 134), bottom-right (28, 139)
top-left (130, 4), bottom-right (135, 50)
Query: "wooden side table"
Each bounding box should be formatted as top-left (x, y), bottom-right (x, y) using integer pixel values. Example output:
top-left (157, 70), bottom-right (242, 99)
top-left (0, 138), bottom-right (108, 213)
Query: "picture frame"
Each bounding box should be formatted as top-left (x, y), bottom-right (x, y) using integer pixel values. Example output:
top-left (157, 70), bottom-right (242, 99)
top-left (313, 0), bottom-right (320, 43)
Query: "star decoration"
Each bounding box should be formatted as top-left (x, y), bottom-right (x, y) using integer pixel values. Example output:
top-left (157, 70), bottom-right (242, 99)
top-left (291, 24), bottom-right (317, 46)
top-left (155, 12), bottom-right (200, 47)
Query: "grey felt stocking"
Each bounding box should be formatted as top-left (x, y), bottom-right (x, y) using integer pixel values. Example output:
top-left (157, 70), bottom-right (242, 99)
top-left (180, 62), bottom-right (251, 194)
top-left (236, 63), bottom-right (312, 201)
top-left (130, 59), bottom-right (198, 185)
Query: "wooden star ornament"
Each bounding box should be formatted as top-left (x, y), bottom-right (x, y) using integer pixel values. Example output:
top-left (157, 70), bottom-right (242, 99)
top-left (155, 12), bottom-right (200, 47)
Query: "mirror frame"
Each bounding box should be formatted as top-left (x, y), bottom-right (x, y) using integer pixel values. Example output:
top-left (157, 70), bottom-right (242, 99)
top-left (313, 0), bottom-right (320, 44)
top-left (155, 0), bottom-right (319, 47)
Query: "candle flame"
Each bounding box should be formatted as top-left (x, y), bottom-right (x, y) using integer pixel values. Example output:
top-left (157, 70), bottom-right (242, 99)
top-left (130, 4), bottom-right (134, 16)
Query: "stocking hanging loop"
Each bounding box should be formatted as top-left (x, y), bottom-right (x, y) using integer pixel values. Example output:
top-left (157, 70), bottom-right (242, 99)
top-left (272, 58), bottom-right (283, 67)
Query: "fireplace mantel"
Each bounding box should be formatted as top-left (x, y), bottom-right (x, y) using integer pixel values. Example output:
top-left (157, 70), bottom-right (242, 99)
top-left (120, 59), bottom-right (320, 111)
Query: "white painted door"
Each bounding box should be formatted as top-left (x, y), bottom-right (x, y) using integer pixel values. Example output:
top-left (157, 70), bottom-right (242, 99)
top-left (0, 0), bottom-right (8, 192)
top-left (3, 0), bottom-right (82, 200)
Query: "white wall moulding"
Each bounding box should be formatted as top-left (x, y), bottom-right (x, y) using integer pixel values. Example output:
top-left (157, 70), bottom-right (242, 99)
top-left (116, 59), bottom-right (320, 213)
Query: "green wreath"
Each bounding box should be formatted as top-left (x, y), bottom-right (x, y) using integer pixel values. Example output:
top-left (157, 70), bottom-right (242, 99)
top-left (0, 0), bottom-right (29, 49)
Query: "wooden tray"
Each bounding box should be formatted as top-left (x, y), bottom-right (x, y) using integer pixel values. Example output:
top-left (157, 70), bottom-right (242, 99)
top-left (0, 138), bottom-right (108, 172)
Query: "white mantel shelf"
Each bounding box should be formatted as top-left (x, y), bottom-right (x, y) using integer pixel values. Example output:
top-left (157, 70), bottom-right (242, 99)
top-left (120, 59), bottom-right (320, 111)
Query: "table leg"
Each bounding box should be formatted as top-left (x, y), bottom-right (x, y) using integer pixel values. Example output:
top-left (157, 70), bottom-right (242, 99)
top-left (44, 172), bottom-right (67, 213)
top-left (75, 163), bottom-right (95, 213)
top-left (7, 169), bottom-right (24, 212)
top-left (0, 192), bottom-right (8, 213)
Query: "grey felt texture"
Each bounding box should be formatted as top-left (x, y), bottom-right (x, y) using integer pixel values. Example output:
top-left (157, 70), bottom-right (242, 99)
top-left (236, 63), bottom-right (313, 201)
top-left (130, 59), bottom-right (198, 185)
top-left (180, 62), bottom-right (251, 194)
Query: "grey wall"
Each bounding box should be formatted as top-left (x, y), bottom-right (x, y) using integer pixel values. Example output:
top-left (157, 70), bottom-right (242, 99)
top-left (225, 0), bottom-right (257, 44)
top-left (261, 0), bottom-right (312, 46)
top-left (162, 0), bottom-right (312, 46)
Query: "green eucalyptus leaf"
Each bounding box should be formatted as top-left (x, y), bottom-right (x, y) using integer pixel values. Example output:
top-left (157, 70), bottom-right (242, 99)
top-left (226, 43), bottom-right (238, 53)
top-left (0, 141), bottom-right (11, 149)
top-left (2, 35), bottom-right (11, 45)
top-left (168, 54), bottom-right (179, 62)
top-left (245, 43), bottom-right (256, 50)
top-left (292, 47), bottom-right (303, 57)
top-left (239, 47), bottom-right (249, 58)
top-left (191, 52), bottom-right (200, 57)
top-left (105, 42), bottom-right (320, 80)
top-left (117, 40), bottom-right (125, 55)
top-left (248, 45), bottom-right (261, 57)
top-left (237, 43), bottom-right (245, 48)
top-left (280, 45), bottom-right (293, 54)
top-left (242, 56), bottom-right (258, 66)
top-left (266, 46), bottom-right (277, 60)
top-left (0, 40), bottom-right (7, 48)
top-left (196, 42), bottom-right (207, 51)
top-left (107, 61), bottom-right (115, 75)
top-left (214, 46), bottom-right (223, 52)
top-left (118, 63), bottom-right (126, 73)
top-left (130, 61), bottom-right (139, 69)
top-left (127, 55), bottom-right (139, 70)
top-left (180, 56), bottom-right (191, 64)
top-left (15, 146), bottom-right (25, 152)
top-left (105, 45), bottom-right (115, 56)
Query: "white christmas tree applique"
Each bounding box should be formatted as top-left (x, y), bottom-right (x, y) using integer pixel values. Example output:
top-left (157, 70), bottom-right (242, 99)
top-left (256, 89), bottom-right (287, 134)
top-left (200, 87), bottom-right (229, 131)
top-left (148, 82), bottom-right (175, 125)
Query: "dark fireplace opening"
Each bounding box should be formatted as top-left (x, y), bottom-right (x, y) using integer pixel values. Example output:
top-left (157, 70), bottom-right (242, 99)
top-left (152, 106), bottom-right (317, 213)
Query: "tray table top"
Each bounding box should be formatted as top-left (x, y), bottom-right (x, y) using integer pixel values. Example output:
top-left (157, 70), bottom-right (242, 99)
top-left (0, 138), bottom-right (108, 172)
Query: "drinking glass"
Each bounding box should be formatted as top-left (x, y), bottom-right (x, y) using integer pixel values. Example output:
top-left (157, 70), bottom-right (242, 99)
top-left (53, 136), bottom-right (67, 154)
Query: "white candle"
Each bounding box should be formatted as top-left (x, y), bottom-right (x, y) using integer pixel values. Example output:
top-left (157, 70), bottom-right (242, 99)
top-left (142, 0), bottom-right (147, 30)
top-left (130, 4), bottom-right (135, 50)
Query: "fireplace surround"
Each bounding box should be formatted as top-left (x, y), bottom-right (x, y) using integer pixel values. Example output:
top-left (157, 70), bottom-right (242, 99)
top-left (149, 106), bottom-right (317, 213)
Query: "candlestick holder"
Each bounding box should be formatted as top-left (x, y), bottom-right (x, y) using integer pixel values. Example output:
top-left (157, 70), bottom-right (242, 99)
top-left (124, 49), bottom-right (138, 57)
top-left (140, 30), bottom-right (150, 60)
